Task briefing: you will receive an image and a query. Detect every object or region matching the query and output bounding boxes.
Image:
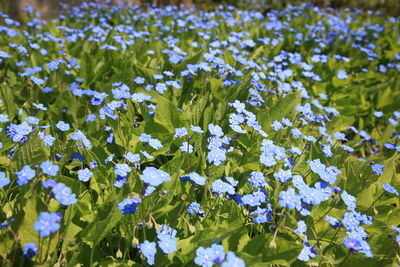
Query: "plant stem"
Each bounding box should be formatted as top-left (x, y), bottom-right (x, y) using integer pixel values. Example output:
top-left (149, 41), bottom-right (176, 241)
top-left (365, 192), bottom-right (385, 213)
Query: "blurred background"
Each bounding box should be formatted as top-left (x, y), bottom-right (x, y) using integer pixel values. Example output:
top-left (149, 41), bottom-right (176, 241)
top-left (1, 0), bottom-right (399, 19)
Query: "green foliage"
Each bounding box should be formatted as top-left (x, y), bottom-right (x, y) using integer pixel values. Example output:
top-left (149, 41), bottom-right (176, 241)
top-left (0, 2), bottom-right (399, 267)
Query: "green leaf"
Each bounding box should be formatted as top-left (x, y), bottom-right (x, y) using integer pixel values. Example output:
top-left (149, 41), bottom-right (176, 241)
top-left (259, 91), bottom-right (301, 131)
top-left (80, 199), bottom-right (124, 247)
top-left (12, 132), bottom-right (49, 171)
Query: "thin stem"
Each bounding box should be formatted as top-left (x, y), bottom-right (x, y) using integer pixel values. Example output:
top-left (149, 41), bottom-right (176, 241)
top-left (339, 250), bottom-right (351, 267)
top-left (365, 192), bottom-right (385, 213)
top-left (312, 198), bottom-right (337, 227)
top-left (44, 234), bottom-right (52, 262)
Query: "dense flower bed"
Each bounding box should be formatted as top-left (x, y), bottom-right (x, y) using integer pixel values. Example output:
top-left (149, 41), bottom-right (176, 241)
top-left (0, 2), bottom-right (399, 266)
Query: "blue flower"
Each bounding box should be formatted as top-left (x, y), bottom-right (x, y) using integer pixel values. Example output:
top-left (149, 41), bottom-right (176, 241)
top-left (70, 130), bottom-right (92, 149)
top-left (191, 125), bottom-right (204, 133)
top-left (382, 183), bottom-right (399, 195)
top-left (371, 164), bottom-right (384, 176)
top-left (291, 128), bottom-right (302, 139)
top-left (174, 127), bottom-right (188, 138)
top-left (149, 138), bottom-right (163, 150)
top-left (143, 186), bottom-right (156, 197)
top-left (139, 133), bottom-right (152, 142)
top-left (137, 240), bottom-right (157, 265)
top-left (39, 132), bottom-right (56, 146)
top-left (114, 176), bottom-right (127, 188)
top-left (271, 120), bottom-right (283, 131)
top-left (15, 165), bottom-right (35, 186)
top-left (23, 243), bottom-right (38, 259)
top-left (180, 142), bottom-right (193, 153)
top-left (391, 226), bottom-right (400, 244)
top-left (46, 59), bottom-right (65, 71)
top-left (295, 220), bottom-right (307, 235)
top-left (114, 163), bottom-right (132, 177)
top-left (0, 114), bottom-right (9, 122)
top-left (274, 169), bottom-right (292, 183)
top-left (140, 167), bottom-right (171, 187)
top-left (78, 168), bottom-right (93, 182)
top-left (194, 247), bottom-right (214, 267)
top-left (30, 76), bottom-right (45, 85)
top-left (337, 70), bottom-right (348, 80)
top-left (0, 172), bottom-right (10, 188)
top-left (242, 191), bottom-right (268, 207)
top-left (89, 161), bottom-right (98, 169)
top-left (157, 225), bottom-right (177, 254)
top-left (52, 183), bottom-right (77, 205)
top-left (195, 244), bottom-right (225, 266)
top-left (40, 161), bottom-right (59, 176)
top-left (250, 205), bottom-right (272, 224)
top-left (132, 93), bottom-right (152, 102)
top-left (56, 121), bottom-right (70, 131)
top-left (156, 83), bottom-right (168, 94)
top-left (212, 179), bottom-right (235, 196)
top-left (124, 152), bottom-right (140, 163)
top-left (42, 179), bottom-right (56, 189)
top-left (325, 216), bottom-right (341, 227)
top-left (343, 238), bottom-right (362, 250)
top-left (208, 123), bottom-right (224, 137)
top-left (308, 159), bottom-right (341, 184)
top-left (188, 202), bottom-right (205, 218)
top-left (182, 172), bottom-right (206, 186)
top-left (104, 153), bottom-right (114, 163)
top-left (341, 191), bottom-right (357, 211)
top-left (141, 150), bottom-right (154, 159)
top-left (221, 252), bottom-right (245, 267)
top-left (118, 197), bottom-right (142, 214)
top-left (207, 148), bottom-right (226, 166)
top-left (33, 212), bottom-right (62, 237)
top-left (298, 242), bottom-right (316, 262)
top-left (6, 122), bottom-right (33, 142)
top-left (248, 171), bottom-right (267, 188)
top-left (279, 188), bottom-right (299, 209)
top-left (134, 77), bottom-right (145, 84)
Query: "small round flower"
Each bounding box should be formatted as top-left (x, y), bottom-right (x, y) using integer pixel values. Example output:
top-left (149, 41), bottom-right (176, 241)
top-left (124, 152), bottom-right (140, 163)
top-left (174, 127), bottom-right (188, 138)
top-left (191, 125), bottom-right (204, 133)
top-left (279, 188), bottom-right (299, 209)
top-left (343, 238), bottom-right (362, 250)
top-left (56, 121), bottom-right (70, 131)
top-left (156, 225), bottom-right (177, 254)
top-left (188, 202), bottom-right (205, 218)
top-left (33, 212), bottom-right (61, 237)
top-left (15, 165), bottom-right (36, 186)
top-left (40, 161), bottom-right (59, 176)
top-left (337, 70), bottom-right (348, 80)
top-left (23, 243), bottom-right (38, 259)
top-left (325, 216), bottom-right (341, 227)
top-left (52, 183), bottom-right (77, 205)
top-left (137, 240), bottom-right (156, 265)
top-left (180, 142), bottom-right (193, 153)
top-left (78, 168), bottom-right (93, 182)
top-left (184, 172), bottom-right (206, 186)
top-left (140, 167), bottom-right (171, 187)
top-left (195, 247), bottom-right (213, 267)
top-left (42, 179), bottom-right (56, 189)
top-left (221, 252), bottom-right (245, 267)
top-left (0, 171), bottom-right (10, 188)
top-left (371, 164), bottom-right (384, 176)
top-left (248, 171), bottom-right (267, 188)
top-left (89, 161), bottom-right (98, 169)
top-left (114, 163), bottom-right (132, 177)
top-left (118, 197), bottom-right (142, 214)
